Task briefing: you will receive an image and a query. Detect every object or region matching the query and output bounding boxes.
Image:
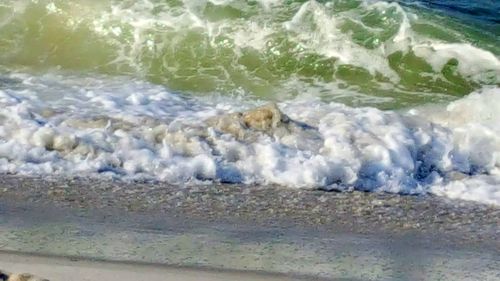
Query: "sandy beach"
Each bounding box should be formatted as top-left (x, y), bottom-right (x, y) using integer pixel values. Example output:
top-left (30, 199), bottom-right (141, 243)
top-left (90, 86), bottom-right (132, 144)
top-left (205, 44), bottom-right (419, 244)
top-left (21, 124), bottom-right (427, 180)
top-left (0, 251), bottom-right (303, 281)
top-left (0, 175), bottom-right (498, 243)
top-left (0, 175), bottom-right (499, 280)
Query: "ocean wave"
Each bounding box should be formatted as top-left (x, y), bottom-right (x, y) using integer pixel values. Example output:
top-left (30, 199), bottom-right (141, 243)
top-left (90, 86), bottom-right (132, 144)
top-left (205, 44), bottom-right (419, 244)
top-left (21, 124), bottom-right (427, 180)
top-left (0, 72), bottom-right (498, 205)
top-left (0, 0), bottom-right (498, 108)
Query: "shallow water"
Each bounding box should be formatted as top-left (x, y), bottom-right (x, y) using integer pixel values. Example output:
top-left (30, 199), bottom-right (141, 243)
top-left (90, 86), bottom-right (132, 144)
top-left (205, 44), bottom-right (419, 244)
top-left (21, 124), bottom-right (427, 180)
top-left (0, 0), bottom-right (499, 205)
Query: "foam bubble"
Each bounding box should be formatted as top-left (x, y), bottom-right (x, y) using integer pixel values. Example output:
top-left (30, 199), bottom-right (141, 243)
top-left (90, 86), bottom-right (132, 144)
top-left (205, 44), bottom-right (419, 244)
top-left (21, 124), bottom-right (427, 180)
top-left (431, 174), bottom-right (500, 206)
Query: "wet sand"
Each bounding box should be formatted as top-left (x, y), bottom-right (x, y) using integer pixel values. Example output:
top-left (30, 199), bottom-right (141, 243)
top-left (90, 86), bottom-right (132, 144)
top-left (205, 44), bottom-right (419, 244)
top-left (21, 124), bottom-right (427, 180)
top-left (1, 175), bottom-right (498, 243)
top-left (0, 251), bottom-right (302, 281)
top-left (0, 175), bottom-right (499, 280)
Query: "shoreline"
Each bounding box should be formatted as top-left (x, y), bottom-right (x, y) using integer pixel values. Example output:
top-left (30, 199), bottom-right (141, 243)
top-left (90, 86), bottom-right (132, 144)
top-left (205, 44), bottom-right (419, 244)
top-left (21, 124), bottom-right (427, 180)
top-left (0, 175), bottom-right (499, 280)
top-left (0, 251), bottom-right (306, 281)
top-left (1, 175), bottom-right (498, 243)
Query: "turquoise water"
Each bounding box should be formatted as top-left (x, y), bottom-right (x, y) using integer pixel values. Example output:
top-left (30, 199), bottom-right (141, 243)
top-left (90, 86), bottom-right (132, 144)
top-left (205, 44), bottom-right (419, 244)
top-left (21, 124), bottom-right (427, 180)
top-left (0, 0), bottom-right (498, 108)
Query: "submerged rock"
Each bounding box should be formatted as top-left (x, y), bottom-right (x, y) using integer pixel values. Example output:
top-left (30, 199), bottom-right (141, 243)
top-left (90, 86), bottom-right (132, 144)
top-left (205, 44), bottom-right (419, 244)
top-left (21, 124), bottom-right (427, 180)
top-left (241, 102), bottom-right (289, 131)
top-left (206, 102), bottom-right (310, 140)
top-left (205, 102), bottom-right (323, 151)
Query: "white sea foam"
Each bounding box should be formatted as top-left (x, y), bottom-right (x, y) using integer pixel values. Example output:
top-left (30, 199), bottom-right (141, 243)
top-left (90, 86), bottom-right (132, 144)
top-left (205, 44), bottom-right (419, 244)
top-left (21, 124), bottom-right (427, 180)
top-left (0, 73), bottom-right (498, 205)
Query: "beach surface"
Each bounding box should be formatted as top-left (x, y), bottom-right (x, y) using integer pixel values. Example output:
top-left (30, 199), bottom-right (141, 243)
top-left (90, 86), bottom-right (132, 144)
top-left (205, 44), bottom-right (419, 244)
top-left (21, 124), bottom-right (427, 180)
top-left (0, 251), bottom-right (300, 281)
top-left (0, 176), bottom-right (499, 280)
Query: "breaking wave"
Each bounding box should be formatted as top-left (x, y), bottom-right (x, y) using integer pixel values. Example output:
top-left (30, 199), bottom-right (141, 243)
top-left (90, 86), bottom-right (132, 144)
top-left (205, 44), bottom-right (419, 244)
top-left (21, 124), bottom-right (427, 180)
top-left (0, 72), bottom-right (498, 205)
top-left (0, 0), bottom-right (498, 108)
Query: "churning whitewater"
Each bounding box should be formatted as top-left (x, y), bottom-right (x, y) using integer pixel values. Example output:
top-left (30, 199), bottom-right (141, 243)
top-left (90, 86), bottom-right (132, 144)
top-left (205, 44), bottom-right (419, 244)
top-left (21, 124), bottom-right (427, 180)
top-left (0, 73), bottom-right (499, 205)
top-left (0, 0), bottom-right (499, 205)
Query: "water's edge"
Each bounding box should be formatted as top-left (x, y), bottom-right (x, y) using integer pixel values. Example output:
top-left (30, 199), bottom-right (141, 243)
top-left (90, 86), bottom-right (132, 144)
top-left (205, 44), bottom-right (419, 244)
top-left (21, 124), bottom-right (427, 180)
top-left (0, 176), bottom-right (498, 280)
top-left (0, 251), bottom-right (307, 281)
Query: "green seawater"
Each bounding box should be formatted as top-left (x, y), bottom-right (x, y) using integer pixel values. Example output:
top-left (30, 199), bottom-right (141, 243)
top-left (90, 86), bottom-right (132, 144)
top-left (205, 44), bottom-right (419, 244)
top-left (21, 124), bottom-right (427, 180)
top-left (0, 0), bottom-right (498, 109)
